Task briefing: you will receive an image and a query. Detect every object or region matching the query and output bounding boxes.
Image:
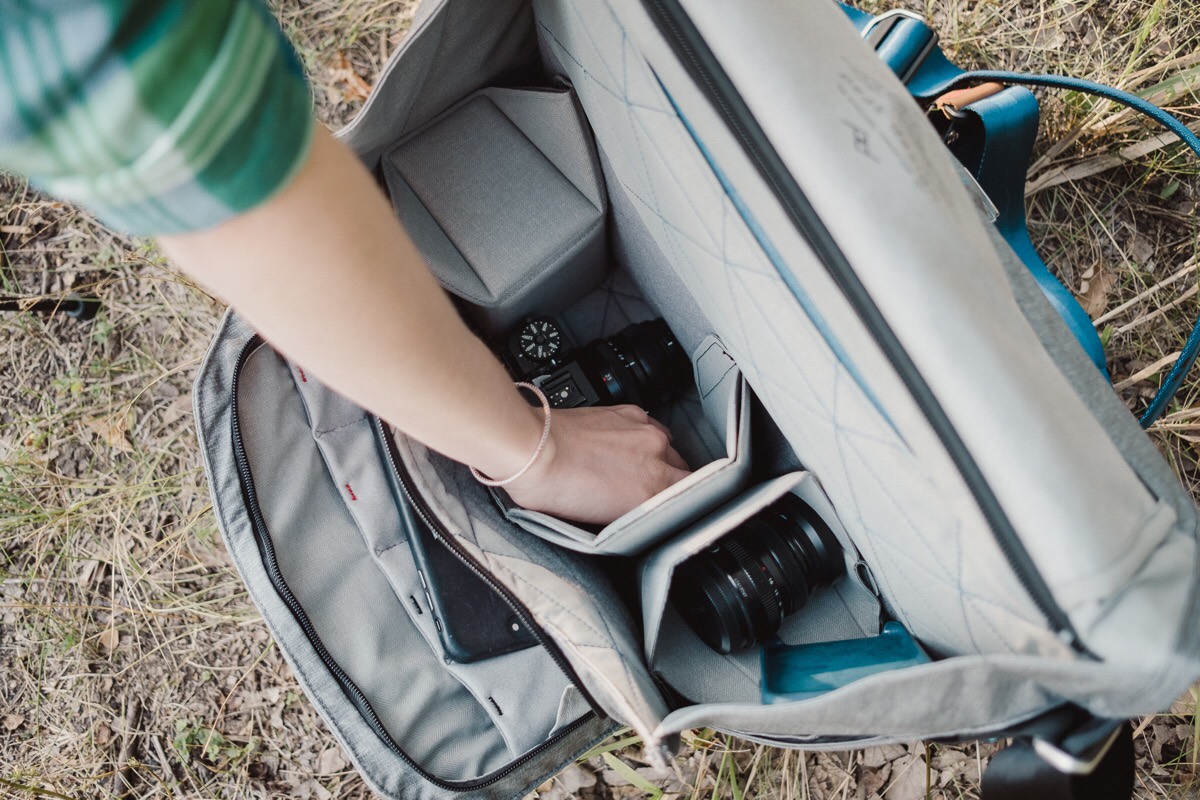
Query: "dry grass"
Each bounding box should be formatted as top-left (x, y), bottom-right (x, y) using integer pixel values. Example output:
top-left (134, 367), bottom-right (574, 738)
top-left (2, 1), bottom-right (1198, 798)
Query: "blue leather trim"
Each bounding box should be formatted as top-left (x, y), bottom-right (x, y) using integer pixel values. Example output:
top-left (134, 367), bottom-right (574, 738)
top-left (653, 74), bottom-right (900, 434)
top-left (874, 19), bottom-right (936, 81)
top-left (839, 3), bottom-right (1108, 372)
top-left (837, 3), bottom-right (873, 27)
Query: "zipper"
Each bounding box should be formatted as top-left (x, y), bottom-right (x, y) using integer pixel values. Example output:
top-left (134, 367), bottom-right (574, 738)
top-left (371, 414), bottom-right (605, 718)
top-left (229, 336), bottom-right (596, 791)
top-left (640, 0), bottom-right (1091, 657)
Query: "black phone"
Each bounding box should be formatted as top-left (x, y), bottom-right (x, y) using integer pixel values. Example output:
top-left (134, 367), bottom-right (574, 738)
top-left (373, 438), bottom-right (537, 665)
top-left (404, 506), bottom-right (539, 663)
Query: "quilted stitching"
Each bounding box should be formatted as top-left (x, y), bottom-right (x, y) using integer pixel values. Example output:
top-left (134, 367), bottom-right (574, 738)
top-left (393, 432), bottom-right (670, 736)
top-left (536, 0), bottom-right (1066, 658)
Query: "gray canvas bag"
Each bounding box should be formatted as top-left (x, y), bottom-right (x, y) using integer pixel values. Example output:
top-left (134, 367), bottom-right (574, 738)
top-left (193, 1), bottom-right (1200, 797)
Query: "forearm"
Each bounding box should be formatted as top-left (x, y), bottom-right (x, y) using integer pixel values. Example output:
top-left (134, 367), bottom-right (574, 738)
top-left (159, 123), bottom-right (544, 479)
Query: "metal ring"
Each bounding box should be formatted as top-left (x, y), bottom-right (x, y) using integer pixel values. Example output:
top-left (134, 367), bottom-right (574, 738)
top-left (860, 8), bottom-right (926, 39)
top-left (940, 102), bottom-right (970, 120)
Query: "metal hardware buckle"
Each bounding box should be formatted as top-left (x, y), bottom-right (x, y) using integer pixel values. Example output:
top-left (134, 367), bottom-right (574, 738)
top-left (1032, 724), bottom-right (1124, 776)
top-left (859, 8), bottom-right (927, 40)
top-left (860, 9), bottom-right (938, 84)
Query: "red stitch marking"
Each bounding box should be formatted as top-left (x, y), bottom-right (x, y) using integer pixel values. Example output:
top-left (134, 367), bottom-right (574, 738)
top-left (298, 368), bottom-right (308, 383)
top-left (345, 483), bottom-right (357, 501)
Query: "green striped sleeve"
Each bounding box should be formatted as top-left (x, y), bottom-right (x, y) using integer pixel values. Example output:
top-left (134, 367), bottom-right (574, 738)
top-left (0, 0), bottom-right (314, 234)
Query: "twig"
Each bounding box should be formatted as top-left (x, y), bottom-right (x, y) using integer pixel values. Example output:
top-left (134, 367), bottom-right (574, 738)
top-left (0, 776), bottom-right (80, 800)
top-left (1027, 120), bottom-right (1200, 195)
top-left (110, 697), bottom-right (142, 797)
top-left (149, 735), bottom-right (178, 794)
top-left (1095, 257), bottom-right (1199, 324)
top-left (1114, 351), bottom-right (1182, 391)
top-left (1115, 282), bottom-right (1199, 334)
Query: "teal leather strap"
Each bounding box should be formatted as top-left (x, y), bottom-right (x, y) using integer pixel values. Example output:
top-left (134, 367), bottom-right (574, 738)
top-left (934, 88), bottom-right (1109, 377)
top-left (842, 3), bottom-right (1200, 426)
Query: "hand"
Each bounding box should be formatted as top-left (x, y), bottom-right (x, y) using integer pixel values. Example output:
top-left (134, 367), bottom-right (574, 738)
top-left (504, 405), bottom-right (692, 525)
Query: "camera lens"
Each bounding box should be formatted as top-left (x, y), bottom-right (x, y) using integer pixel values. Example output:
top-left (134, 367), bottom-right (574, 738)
top-left (575, 319), bottom-right (690, 409)
top-left (671, 494), bottom-right (844, 654)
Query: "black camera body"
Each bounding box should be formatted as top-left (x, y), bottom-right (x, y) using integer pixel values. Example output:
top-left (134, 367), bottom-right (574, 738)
top-left (501, 315), bottom-right (690, 410)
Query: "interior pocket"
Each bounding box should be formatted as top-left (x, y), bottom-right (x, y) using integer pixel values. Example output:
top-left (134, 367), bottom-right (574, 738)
top-left (494, 335), bottom-right (753, 555)
top-left (640, 472), bottom-right (883, 705)
top-left (236, 344), bottom-right (596, 780)
top-left (284, 358), bottom-right (573, 760)
top-left (382, 85), bottom-right (608, 336)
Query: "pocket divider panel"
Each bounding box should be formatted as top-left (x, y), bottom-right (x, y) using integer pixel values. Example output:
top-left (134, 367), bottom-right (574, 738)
top-left (285, 358), bottom-right (571, 761)
top-left (640, 471), bottom-right (883, 705)
top-left (382, 85), bottom-right (608, 336)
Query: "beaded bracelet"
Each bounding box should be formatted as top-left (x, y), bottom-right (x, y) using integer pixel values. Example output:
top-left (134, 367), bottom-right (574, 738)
top-left (469, 382), bottom-right (553, 487)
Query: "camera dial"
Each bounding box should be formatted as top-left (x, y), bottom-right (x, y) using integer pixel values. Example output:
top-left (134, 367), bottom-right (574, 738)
top-left (517, 318), bottom-right (564, 364)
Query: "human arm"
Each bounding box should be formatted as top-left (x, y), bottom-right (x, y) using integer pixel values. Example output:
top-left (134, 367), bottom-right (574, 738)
top-left (158, 123), bottom-right (690, 524)
top-left (0, 1), bottom-right (689, 524)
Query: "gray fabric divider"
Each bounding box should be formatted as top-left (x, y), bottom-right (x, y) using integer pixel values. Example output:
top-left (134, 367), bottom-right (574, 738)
top-left (338, 0), bottom-right (541, 167)
top-left (382, 87), bottom-right (608, 335)
top-left (495, 335), bottom-right (752, 555)
top-left (283, 361), bottom-right (571, 759)
top-left (641, 472), bottom-right (880, 669)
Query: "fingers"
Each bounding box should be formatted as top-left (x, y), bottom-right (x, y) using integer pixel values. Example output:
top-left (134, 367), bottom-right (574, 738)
top-left (606, 404), bottom-right (687, 472)
top-left (662, 446), bottom-right (689, 472)
top-left (610, 404), bottom-right (673, 442)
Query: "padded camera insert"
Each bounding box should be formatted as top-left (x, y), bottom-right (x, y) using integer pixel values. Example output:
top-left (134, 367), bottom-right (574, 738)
top-left (383, 87), bottom-right (608, 334)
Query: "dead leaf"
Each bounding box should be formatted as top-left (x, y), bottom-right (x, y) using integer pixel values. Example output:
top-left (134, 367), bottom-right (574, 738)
top-left (884, 754), bottom-right (928, 800)
top-left (99, 626), bottom-right (119, 651)
top-left (859, 761), bottom-right (890, 796)
top-left (1127, 230), bottom-right (1156, 265)
top-left (328, 52), bottom-right (372, 103)
top-left (862, 744), bottom-right (906, 768)
top-left (2, 714), bottom-right (24, 731)
top-left (76, 558), bottom-right (100, 586)
top-left (83, 413), bottom-right (133, 453)
top-left (555, 762), bottom-right (597, 793)
top-left (315, 746), bottom-right (348, 775)
top-left (1080, 265), bottom-right (1117, 317)
top-left (94, 723), bottom-right (112, 747)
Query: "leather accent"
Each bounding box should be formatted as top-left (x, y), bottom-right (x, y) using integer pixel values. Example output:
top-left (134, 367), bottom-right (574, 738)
top-left (934, 82), bottom-right (1005, 116)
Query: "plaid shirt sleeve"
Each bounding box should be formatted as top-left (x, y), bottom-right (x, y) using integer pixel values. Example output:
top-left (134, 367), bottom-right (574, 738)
top-left (0, 0), bottom-right (314, 235)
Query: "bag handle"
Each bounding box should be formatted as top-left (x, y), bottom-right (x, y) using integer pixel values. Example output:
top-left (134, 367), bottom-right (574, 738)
top-left (846, 3), bottom-right (1200, 427)
top-left (937, 71), bottom-right (1200, 427)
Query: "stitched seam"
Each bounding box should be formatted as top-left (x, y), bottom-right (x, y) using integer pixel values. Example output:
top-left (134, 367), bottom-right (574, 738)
top-left (313, 414), bottom-right (368, 438)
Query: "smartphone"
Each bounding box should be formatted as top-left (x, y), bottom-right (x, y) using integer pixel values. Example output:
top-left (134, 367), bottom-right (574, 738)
top-left (404, 504), bottom-right (539, 663)
top-left (373, 436), bottom-right (537, 666)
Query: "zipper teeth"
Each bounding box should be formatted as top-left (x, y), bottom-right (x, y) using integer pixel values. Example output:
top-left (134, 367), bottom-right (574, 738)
top-left (372, 416), bottom-right (606, 718)
top-left (641, 0), bottom-right (1091, 656)
top-left (229, 336), bottom-right (594, 791)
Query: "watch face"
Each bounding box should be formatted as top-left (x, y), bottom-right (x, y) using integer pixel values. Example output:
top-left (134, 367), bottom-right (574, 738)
top-left (518, 318), bottom-right (563, 363)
